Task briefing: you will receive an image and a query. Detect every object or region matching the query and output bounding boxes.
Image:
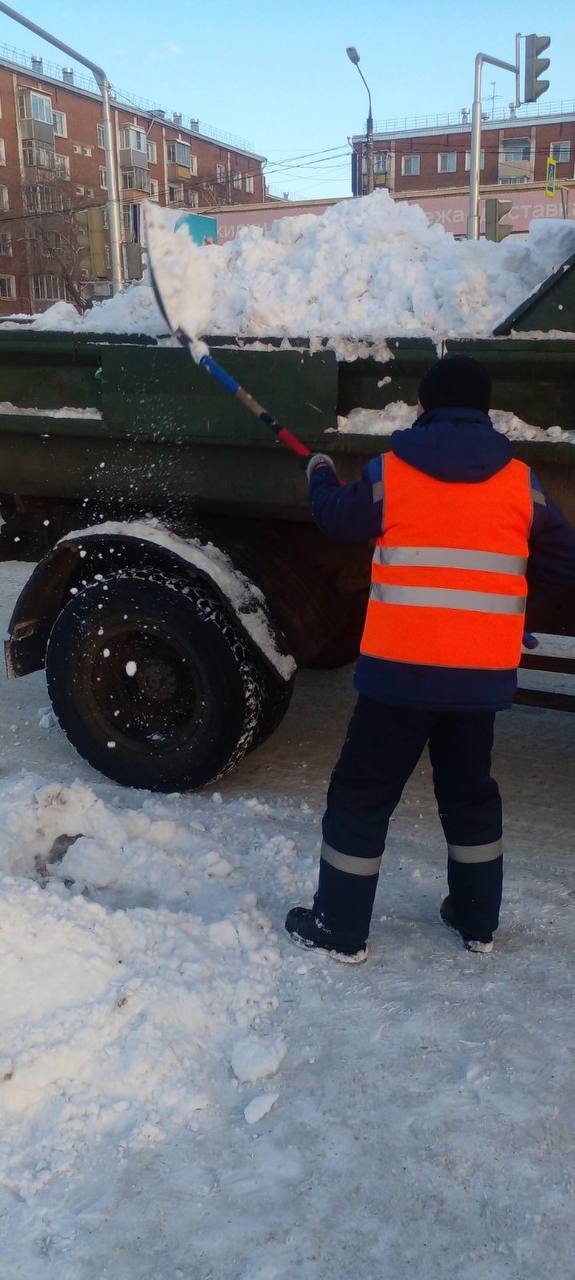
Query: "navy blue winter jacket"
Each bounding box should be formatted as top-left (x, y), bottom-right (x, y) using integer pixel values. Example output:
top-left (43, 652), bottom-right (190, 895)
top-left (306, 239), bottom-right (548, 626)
top-left (309, 407), bottom-right (575, 712)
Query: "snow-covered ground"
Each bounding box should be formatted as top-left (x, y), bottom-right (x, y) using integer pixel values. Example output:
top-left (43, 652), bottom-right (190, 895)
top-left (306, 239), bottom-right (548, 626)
top-left (0, 558), bottom-right (574, 1280)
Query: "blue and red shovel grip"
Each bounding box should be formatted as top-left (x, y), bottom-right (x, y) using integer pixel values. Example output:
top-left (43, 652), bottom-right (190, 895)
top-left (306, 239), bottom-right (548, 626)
top-left (199, 351), bottom-right (311, 459)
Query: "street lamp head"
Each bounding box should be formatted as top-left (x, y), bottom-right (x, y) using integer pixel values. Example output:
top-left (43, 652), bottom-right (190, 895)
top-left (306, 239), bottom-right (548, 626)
top-left (346, 46), bottom-right (360, 64)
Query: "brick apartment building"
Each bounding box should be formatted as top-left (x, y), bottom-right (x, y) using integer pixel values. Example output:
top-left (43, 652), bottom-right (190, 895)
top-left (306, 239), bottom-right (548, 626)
top-left (0, 44), bottom-right (266, 315)
top-left (352, 101), bottom-right (575, 209)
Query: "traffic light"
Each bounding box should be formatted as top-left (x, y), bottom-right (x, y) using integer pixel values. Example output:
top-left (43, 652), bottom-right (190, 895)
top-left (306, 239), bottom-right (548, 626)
top-left (484, 199), bottom-right (513, 243)
top-left (524, 34), bottom-right (550, 103)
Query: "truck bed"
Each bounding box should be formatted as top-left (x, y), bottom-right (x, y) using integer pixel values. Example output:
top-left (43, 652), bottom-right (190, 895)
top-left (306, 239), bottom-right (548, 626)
top-left (0, 329), bottom-right (574, 523)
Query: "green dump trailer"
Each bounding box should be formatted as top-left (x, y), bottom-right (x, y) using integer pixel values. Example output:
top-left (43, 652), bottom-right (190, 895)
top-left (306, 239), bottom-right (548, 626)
top-left (1, 317), bottom-right (574, 791)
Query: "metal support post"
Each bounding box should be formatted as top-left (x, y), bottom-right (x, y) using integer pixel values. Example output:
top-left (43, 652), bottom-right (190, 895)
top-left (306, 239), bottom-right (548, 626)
top-left (467, 50), bottom-right (519, 241)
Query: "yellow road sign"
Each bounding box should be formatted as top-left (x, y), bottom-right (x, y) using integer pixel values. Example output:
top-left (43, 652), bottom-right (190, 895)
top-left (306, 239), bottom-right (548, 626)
top-left (546, 157), bottom-right (557, 197)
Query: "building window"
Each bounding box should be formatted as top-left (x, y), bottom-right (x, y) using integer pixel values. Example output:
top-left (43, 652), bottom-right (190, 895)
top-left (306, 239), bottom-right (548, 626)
top-left (73, 143), bottom-right (82, 154)
top-left (75, 186), bottom-right (85, 196)
top-left (168, 182), bottom-right (184, 204)
top-left (501, 138), bottom-right (531, 163)
top-left (216, 163), bottom-right (226, 184)
top-left (167, 140), bottom-right (192, 168)
top-left (149, 177), bottom-right (159, 199)
top-left (0, 139), bottom-right (4, 166)
top-left (465, 150), bottom-right (485, 170)
top-left (97, 123), bottom-right (105, 148)
top-left (232, 171), bottom-right (242, 189)
top-left (0, 185), bottom-right (8, 211)
top-left (500, 175), bottom-right (529, 184)
top-left (24, 185), bottom-right (63, 212)
top-left (33, 274), bottom-right (62, 301)
top-left (53, 110), bottom-right (67, 137)
top-left (245, 173), bottom-right (254, 194)
top-left (100, 166), bottom-right (108, 189)
top-left (374, 153), bottom-right (390, 175)
top-left (438, 151), bottom-right (457, 174)
top-left (0, 274), bottom-right (15, 299)
top-left (186, 190), bottom-right (199, 207)
top-left (550, 141), bottom-right (570, 163)
top-left (147, 140), bottom-right (157, 164)
top-left (0, 232), bottom-right (12, 256)
top-left (82, 144), bottom-right (93, 157)
top-left (20, 91), bottom-right (53, 124)
top-left (401, 154), bottom-right (421, 177)
top-left (55, 153), bottom-right (70, 178)
top-left (119, 126), bottom-right (146, 153)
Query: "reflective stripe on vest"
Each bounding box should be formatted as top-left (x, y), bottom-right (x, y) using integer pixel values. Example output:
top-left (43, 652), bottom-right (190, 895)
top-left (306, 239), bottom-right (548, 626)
top-left (360, 453), bottom-right (532, 672)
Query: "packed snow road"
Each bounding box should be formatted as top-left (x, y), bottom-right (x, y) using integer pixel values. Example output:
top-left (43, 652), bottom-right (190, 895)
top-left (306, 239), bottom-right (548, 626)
top-left (0, 559), bottom-right (573, 1280)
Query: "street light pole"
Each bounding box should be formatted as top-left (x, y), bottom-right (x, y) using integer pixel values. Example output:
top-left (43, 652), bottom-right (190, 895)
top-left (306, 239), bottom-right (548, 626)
top-left (346, 46), bottom-right (374, 195)
top-left (0, 1), bottom-right (124, 293)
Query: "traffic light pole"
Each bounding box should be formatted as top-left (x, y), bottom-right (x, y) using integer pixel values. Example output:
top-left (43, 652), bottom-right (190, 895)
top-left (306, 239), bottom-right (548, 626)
top-left (0, 1), bottom-right (124, 294)
top-left (467, 49), bottom-right (520, 240)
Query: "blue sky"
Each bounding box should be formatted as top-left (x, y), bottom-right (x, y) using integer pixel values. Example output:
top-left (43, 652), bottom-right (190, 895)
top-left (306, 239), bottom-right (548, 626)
top-left (1, 0), bottom-right (574, 198)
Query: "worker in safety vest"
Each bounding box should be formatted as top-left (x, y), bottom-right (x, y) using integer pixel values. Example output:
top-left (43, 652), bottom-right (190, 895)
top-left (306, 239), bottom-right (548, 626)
top-left (286, 355), bottom-right (575, 962)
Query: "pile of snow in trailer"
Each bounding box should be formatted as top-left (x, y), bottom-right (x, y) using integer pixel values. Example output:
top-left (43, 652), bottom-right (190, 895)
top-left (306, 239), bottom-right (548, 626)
top-left (8, 191), bottom-right (575, 349)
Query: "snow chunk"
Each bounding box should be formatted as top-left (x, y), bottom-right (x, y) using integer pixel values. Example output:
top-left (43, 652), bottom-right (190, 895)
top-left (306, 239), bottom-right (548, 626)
top-left (231, 1034), bottom-right (286, 1083)
top-left (244, 1092), bottom-right (279, 1124)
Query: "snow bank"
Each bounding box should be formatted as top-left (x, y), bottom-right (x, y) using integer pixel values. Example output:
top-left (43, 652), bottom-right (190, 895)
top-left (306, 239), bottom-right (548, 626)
top-left (60, 518), bottom-right (296, 680)
top-left (336, 402), bottom-right (574, 442)
top-left (18, 195), bottom-right (575, 349)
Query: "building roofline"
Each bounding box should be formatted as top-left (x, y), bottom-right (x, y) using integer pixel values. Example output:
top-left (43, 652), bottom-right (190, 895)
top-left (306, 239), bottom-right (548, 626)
top-left (391, 177), bottom-right (575, 200)
top-left (352, 109), bottom-right (575, 145)
top-left (0, 47), bottom-right (266, 161)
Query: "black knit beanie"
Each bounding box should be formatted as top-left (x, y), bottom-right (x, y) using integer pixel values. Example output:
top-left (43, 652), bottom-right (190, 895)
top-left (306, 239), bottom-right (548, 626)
top-left (418, 355), bottom-right (491, 414)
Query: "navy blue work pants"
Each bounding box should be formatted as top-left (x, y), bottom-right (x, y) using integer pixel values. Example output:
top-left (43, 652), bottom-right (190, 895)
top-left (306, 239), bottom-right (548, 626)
top-left (318, 695), bottom-right (503, 942)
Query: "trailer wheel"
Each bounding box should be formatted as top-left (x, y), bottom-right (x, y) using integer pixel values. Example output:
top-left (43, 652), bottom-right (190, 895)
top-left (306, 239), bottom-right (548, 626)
top-left (249, 669), bottom-right (295, 752)
top-left (45, 576), bottom-right (265, 792)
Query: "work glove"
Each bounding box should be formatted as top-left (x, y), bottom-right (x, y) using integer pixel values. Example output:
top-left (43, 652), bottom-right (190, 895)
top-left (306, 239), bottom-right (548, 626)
top-left (305, 453), bottom-right (336, 484)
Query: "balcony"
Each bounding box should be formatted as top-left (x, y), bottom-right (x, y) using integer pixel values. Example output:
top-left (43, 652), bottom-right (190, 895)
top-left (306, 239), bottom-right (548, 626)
top-left (22, 142), bottom-right (56, 172)
top-left (167, 161), bottom-right (192, 181)
top-left (119, 147), bottom-right (149, 171)
top-left (19, 116), bottom-right (54, 146)
top-left (121, 168), bottom-right (152, 195)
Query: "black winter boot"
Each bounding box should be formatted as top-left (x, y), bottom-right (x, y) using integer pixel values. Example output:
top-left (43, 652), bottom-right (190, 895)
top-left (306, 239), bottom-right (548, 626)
top-left (285, 905), bottom-right (368, 964)
top-left (440, 896), bottom-right (494, 954)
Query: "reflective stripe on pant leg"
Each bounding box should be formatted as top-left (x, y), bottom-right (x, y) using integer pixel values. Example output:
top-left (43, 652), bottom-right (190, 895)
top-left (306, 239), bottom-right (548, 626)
top-left (321, 840), bottom-right (382, 876)
top-left (448, 839), bottom-right (502, 864)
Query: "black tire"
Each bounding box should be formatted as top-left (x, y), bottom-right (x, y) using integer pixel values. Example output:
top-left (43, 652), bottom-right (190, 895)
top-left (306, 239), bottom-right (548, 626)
top-left (46, 576), bottom-right (265, 792)
top-left (249, 669), bottom-right (295, 752)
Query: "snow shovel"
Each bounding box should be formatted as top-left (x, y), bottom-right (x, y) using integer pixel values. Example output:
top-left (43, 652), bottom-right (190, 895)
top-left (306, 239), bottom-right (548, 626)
top-left (144, 204), bottom-right (311, 461)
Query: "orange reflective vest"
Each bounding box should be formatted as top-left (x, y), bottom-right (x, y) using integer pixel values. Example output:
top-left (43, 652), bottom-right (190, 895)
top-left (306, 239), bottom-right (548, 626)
top-left (360, 453), bottom-right (532, 672)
